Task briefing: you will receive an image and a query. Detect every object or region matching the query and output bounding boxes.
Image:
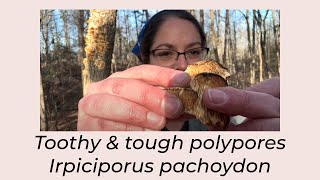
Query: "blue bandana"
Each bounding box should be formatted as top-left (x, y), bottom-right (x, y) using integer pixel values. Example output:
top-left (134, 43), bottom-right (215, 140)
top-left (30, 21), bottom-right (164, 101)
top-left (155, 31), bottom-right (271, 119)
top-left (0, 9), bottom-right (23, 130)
top-left (131, 22), bottom-right (148, 61)
top-left (131, 12), bottom-right (156, 62)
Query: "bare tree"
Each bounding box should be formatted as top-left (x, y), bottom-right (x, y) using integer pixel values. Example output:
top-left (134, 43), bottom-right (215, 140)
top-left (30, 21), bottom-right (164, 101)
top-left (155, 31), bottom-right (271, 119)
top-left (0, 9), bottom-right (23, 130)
top-left (210, 10), bottom-right (220, 62)
top-left (254, 10), bottom-right (270, 81)
top-left (74, 10), bottom-right (86, 66)
top-left (239, 10), bottom-right (252, 56)
top-left (124, 11), bottom-right (131, 62)
top-left (227, 11), bottom-right (234, 73)
top-left (232, 20), bottom-right (237, 61)
top-left (143, 9), bottom-right (149, 21)
top-left (40, 74), bottom-right (47, 131)
top-left (272, 10), bottom-right (280, 75)
top-left (222, 10), bottom-right (230, 67)
top-left (199, 10), bottom-right (204, 30)
top-left (115, 12), bottom-right (123, 61)
top-left (51, 12), bottom-right (62, 59)
top-left (133, 10), bottom-right (139, 39)
top-left (188, 9), bottom-right (196, 17)
top-left (252, 10), bottom-right (256, 55)
top-left (216, 10), bottom-right (221, 61)
top-left (82, 10), bottom-right (117, 95)
top-left (40, 10), bottom-right (53, 62)
top-left (60, 10), bottom-right (71, 49)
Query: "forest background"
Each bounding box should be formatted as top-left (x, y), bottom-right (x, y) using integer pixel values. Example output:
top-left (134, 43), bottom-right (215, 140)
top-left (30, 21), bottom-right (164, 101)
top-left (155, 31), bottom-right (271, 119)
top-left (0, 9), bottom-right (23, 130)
top-left (40, 9), bottom-right (280, 131)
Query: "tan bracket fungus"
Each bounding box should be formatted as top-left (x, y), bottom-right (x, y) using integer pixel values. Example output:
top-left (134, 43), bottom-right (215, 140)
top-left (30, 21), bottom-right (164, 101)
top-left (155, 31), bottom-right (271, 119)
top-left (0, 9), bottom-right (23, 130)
top-left (165, 60), bottom-right (231, 130)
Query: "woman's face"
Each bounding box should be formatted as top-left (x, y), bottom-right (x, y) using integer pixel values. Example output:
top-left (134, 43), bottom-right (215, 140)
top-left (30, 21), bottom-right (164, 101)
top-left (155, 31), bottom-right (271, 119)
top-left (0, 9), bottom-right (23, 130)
top-left (149, 17), bottom-right (203, 71)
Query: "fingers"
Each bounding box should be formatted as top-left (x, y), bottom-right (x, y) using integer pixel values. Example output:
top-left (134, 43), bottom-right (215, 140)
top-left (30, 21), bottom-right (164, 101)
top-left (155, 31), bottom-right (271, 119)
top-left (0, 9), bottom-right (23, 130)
top-left (246, 77), bottom-right (280, 98)
top-left (78, 65), bottom-right (189, 131)
top-left (77, 113), bottom-right (156, 131)
top-left (227, 118), bottom-right (280, 131)
top-left (109, 65), bottom-right (191, 87)
top-left (78, 93), bottom-right (167, 130)
top-left (203, 87), bottom-right (280, 119)
top-left (87, 78), bottom-right (184, 119)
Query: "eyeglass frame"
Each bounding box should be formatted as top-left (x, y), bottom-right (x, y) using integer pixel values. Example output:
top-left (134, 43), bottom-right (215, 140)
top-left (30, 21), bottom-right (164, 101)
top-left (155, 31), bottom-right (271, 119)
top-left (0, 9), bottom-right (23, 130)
top-left (150, 47), bottom-right (210, 61)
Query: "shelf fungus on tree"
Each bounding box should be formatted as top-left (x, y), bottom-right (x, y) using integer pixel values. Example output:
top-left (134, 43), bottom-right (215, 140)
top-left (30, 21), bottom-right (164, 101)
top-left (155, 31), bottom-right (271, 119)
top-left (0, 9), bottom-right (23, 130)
top-left (165, 60), bottom-right (231, 130)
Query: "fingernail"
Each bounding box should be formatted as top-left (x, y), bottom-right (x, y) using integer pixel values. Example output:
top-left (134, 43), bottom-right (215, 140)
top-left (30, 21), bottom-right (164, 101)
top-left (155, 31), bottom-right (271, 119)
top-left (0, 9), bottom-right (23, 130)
top-left (147, 112), bottom-right (165, 124)
top-left (162, 95), bottom-right (183, 118)
top-left (208, 89), bottom-right (228, 105)
top-left (172, 72), bottom-right (190, 86)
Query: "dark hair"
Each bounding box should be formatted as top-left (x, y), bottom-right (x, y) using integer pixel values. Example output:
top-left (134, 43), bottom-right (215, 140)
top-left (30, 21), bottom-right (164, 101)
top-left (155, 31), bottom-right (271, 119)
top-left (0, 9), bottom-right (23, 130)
top-left (140, 10), bottom-right (207, 64)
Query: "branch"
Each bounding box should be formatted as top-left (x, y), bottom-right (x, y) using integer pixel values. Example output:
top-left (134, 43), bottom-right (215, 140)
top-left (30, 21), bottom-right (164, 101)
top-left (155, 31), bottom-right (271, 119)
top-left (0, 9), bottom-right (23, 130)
top-left (263, 10), bottom-right (270, 21)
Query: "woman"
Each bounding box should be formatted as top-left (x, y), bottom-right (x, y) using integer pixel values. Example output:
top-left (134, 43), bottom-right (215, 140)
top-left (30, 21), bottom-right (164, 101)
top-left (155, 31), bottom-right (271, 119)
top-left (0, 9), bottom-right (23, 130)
top-left (77, 10), bottom-right (280, 131)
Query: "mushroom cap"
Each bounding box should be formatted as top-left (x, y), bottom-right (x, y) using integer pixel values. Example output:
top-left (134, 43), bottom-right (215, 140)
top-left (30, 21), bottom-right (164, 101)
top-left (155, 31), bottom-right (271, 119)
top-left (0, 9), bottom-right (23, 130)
top-left (165, 59), bottom-right (230, 130)
top-left (185, 60), bottom-right (230, 80)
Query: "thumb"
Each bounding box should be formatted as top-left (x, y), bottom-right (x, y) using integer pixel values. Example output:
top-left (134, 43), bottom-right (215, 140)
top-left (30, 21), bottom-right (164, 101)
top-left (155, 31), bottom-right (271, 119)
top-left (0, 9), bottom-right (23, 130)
top-left (203, 87), bottom-right (280, 119)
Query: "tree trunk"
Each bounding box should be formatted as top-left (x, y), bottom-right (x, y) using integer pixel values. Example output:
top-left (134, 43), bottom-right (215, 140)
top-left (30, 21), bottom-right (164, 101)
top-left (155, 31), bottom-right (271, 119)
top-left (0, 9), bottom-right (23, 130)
top-left (116, 27), bottom-right (122, 60)
top-left (111, 54), bottom-right (117, 74)
top-left (254, 10), bottom-right (263, 81)
top-left (232, 20), bottom-right (237, 62)
top-left (189, 10), bottom-right (195, 17)
top-left (133, 10), bottom-right (139, 39)
top-left (216, 10), bottom-right (221, 41)
top-left (257, 30), bottom-right (263, 81)
top-left (262, 10), bottom-right (270, 79)
top-left (199, 10), bottom-right (204, 30)
top-left (239, 10), bottom-right (252, 57)
top-left (272, 10), bottom-right (280, 75)
top-left (222, 10), bottom-right (230, 67)
top-left (216, 10), bottom-right (221, 61)
top-left (40, 10), bottom-right (52, 62)
top-left (82, 10), bottom-right (117, 95)
top-left (40, 74), bottom-right (47, 131)
top-left (77, 10), bottom-right (86, 66)
top-left (252, 10), bottom-right (256, 55)
top-left (227, 12), bottom-right (233, 73)
top-left (210, 10), bottom-right (220, 62)
top-left (61, 10), bottom-right (71, 49)
top-left (143, 10), bottom-right (149, 21)
top-left (52, 13), bottom-right (61, 60)
top-left (124, 12), bottom-right (131, 62)
top-left (254, 10), bottom-right (271, 81)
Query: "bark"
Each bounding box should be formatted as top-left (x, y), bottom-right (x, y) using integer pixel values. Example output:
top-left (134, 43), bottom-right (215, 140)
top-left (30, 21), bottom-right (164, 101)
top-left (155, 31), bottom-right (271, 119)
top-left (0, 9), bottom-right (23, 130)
top-left (222, 10), bottom-right (230, 67)
top-left (233, 20), bottom-right (237, 61)
top-left (210, 10), bottom-right (220, 62)
top-left (61, 10), bottom-right (71, 49)
top-left (143, 10), bottom-right (149, 21)
top-left (40, 10), bottom-right (52, 62)
top-left (252, 10), bottom-right (256, 55)
top-left (124, 11), bottom-right (131, 61)
top-left (133, 10), bottom-right (139, 39)
top-left (216, 10), bottom-right (221, 42)
top-left (52, 13), bottom-right (61, 57)
top-left (189, 10), bottom-right (196, 17)
top-left (216, 10), bottom-right (221, 61)
top-left (40, 74), bottom-right (47, 131)
top-left (77, 10), bottom-right (86, 66)
top-left (239, 10), bottom-right (252, 56)
top-left (111, 54), bottom-right (117, 73)
top-left (254, 10), bottom-right (270, 80)
top-left (272, 10), bottom-right (280, 75)
top-left (199, 10), bottom-right (204, 30)
top-left (82, 10), bottom-right (117, 95)
top-left (228, 17), bottom-right (233, 70)
top-left (257, 29), bottom-right (263, 81)
top-left (117, 27), bottom-right (122, 60)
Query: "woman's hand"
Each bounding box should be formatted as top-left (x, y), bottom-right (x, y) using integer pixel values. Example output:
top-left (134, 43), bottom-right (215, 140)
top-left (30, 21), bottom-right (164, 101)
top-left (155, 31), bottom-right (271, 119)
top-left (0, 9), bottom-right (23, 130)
top-left (77, 65), bottom-right (191, 131)
top-left (203, 77), bottom-right (280, 131)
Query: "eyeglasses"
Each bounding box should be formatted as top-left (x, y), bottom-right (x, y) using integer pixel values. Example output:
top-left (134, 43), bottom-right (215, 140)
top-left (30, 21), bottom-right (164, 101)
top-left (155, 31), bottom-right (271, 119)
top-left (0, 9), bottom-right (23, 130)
top-left (150, 47), bottom-right (209, 66)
